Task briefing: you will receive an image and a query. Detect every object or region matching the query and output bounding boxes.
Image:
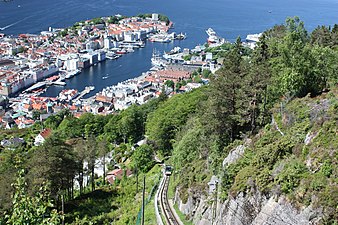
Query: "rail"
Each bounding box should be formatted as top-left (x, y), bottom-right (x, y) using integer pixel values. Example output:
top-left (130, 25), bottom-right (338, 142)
top-left (159, 175), bottom-right (180, 225)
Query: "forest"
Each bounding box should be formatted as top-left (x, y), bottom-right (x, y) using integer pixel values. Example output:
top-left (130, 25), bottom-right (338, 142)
top-left (0, 17), bottom-right (337, 224)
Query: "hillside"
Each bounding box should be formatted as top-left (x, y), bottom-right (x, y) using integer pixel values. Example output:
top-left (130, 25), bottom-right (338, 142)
top-left (0, 17), bottom-right (338, 224)
top-left (171, 89), bottom-right (338, 224)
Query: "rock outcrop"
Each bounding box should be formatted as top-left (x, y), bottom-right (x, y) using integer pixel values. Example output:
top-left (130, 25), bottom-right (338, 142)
top-left (173, 140), bottom-right (324, 225)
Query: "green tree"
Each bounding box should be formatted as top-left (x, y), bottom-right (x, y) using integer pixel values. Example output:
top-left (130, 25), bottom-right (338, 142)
top-left (97, 137), bottom-right (110, 185)
top-left (57, 116), bottom-right (82, 139)
top-left (73, 138), bottom-right (87, 194)
top-left (146, 87), bottom-right (207, 155)
top-left (117, 105), bottom-right (144, 144)
top-left (310, 25), bottom-right (332, 47)
top-left (246, 33), bottom-right (272, 130)
top-left (5, 169), bottom-right (61, 225)
top-left (165, 80), bottom-right (175, 90)
top-left (27, 135), bottom-right (78, 204)
top-left (104, 114), bottom-right (122, 144)
top-left (132, 145), bottom-right (154, 173)
top-left (86, 135), bottom-right (97, 192)
top-left (207, 36), bottom-right (247, 145)
top-left (202, 69), bottom-right (211, 78)
top-left (0, 149), bottom-right (17, 213)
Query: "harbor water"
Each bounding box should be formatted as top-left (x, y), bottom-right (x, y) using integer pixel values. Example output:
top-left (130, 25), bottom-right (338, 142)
top-left (1, 0), bottom-right (338, 97)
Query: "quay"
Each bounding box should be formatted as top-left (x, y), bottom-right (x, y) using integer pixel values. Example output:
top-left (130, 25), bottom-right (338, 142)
top-left (74, 86), bottom-right (95, 101)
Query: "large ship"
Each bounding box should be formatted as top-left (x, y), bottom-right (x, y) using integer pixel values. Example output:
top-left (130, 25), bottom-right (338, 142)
top-left (206, 28), bottom-right (226, 46)
top-left (151, 49), bottom-right (167, 68)
top-left (246, 33), bottom-right (262, 42)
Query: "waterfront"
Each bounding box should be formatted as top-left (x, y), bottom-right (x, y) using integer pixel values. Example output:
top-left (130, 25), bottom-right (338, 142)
top-left (1, 0), bottom-right (338, 97)
top-left (41, 41), bottom-right (185, 98)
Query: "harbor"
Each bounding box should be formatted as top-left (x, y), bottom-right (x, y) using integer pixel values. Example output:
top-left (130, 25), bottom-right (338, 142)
top-left (3, 21), bottom-right (255, 127)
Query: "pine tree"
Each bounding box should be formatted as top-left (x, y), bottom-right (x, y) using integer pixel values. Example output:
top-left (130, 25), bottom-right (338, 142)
top-left (207, 37), bottom-right (247, 146)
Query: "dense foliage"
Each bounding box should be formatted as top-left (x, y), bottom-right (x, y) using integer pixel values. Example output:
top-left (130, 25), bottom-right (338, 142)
top-left (1, 17), bottom-right (337, 223)
top-left (169, 17), bottom-right (338, 223)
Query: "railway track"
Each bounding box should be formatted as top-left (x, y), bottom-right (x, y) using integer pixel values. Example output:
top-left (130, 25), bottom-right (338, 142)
top-left (159, 175), bottom-right (180, 225)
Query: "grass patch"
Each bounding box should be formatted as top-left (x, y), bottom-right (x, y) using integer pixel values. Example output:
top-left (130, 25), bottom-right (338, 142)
top-left (173, 204), bottom-right (193, 225)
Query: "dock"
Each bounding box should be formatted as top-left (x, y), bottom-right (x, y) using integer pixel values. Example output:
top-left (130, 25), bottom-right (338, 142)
top-left (24, 81), bottom-right (47, 93)
top-left (74, 86), bottom-right (95, 101)
top-left (52, 81), bottom-right (66, 86)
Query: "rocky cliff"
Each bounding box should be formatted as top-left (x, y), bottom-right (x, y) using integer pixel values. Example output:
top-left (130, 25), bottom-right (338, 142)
top-left (174, 143), bottom-right (324, 225)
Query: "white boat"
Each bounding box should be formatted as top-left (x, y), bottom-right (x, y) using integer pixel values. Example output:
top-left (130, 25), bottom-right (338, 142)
top-left (176, 32), bottom-right (187, 40)
top-left (106, 51), bottom-right (119, 60)
top-left (246, 33), bottom-right (262, 42)
top-left (149, 33), bottom-right (172, 43)
top-left (151, 49), bottom-right (167, 67)
top-left (65, 69), bottom-right (80, 79)
top-left (206, 28), bottom-right (226, 46)
top-left (53, 81), bottom-right (66, 86)
top-left (126, 46), bottom-right (134, 53)
top-left (138, 41), bottom-right (145, 48)
top-left (85, 86), bottom-right (95, 91)
top-left (116, 48), bottom-right (127, 54)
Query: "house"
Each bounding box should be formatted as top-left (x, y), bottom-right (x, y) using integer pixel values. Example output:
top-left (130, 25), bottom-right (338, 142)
top-left (1, 137), bottom-right (25, 149)
top-left (1, 115), bottom-right (16, 129)
top-left (106, 168), bottom-right (133, 184)
top-left (34, 128), bottom-right (52, 146)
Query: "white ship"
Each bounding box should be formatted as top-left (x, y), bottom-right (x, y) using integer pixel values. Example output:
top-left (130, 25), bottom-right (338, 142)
top-left (149, 33), bottom-right (172, 43)
top-left (246, 33), bottom-right (262, 42)
top-left (151, 49), bottom-right (167, 67)
top-left (206, 28), bottom-right (226, 46)
top-left (65, 69), bottom-right (81, 79)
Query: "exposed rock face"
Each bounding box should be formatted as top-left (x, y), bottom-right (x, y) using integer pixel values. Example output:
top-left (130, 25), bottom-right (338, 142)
top-left (175, 188), bottom-right (323, 225)
top-left (222, 145), bottom-right (245, 168)
top-left (304, 131), bottom-right (319, 145)
top-left (174, 141), bottom-right (323, 225)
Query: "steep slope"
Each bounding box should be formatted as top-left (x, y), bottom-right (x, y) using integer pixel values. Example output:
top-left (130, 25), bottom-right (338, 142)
top-left (171, 89), bottom-right (338, 224)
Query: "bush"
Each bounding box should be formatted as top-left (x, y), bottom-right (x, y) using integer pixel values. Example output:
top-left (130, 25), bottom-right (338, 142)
top-left (274, 159), bottom-right (308, 193)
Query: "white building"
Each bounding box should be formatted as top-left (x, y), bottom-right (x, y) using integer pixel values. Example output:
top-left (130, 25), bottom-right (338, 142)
top-left (124, 32), bottom-right (136, 42)
top-left (97, 51), bottom-right (106, 62)
top-left (34, 128), bottom-right (52, 146)
top-left (65, 58), bottom-right (79, 71)
top-left (152, 13), bottom-right (159, 21)
top-left (206, 52), bottom-right (213, 61)
top-left (104, 37), bottom-right (112, 49)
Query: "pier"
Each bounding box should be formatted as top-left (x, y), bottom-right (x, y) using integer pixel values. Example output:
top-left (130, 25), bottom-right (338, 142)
top-left (74, 86), bottom-right (95, 101)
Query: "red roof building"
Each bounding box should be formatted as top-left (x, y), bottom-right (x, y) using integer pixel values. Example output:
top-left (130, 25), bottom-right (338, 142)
top-left (106, 169), bottom-right (133, 184)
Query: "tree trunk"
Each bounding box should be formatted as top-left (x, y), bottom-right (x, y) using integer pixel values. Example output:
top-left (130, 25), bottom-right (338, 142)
top-left (91, 163), bottom-right (95, 191)
top-left (79, 162), bottom-right (84, 195)
top-left (103, 154), bottom-right (106, 185)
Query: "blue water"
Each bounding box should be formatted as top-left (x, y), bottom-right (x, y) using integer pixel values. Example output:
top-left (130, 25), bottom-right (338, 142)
top-left (1, 0), bottom-right (338, 97)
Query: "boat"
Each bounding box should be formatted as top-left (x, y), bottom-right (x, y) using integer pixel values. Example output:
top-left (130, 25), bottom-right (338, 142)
top-left (65, 69), bottom-right (80, 79)
top-left (246, 33), bottom-right (262, 42)
top-left (166, 46), bottom-right (181, 55)
top-left (149, 33), bottom-right (172, 43)
top-left (151, 49), bottom-right (167, 67)
top-left (116, 48), bottom-right (127, 54)
top-left (176, 32), bottom-right (187, 40)
top-left (206, 28), bottom-right (226, 46)
top-left (106, 51), bottom-right (119, 60)
top-left (126, 46), bottom-right (134, 53)
top-left (53, 81), bottom-right (66, 86)
top-left (85, 86), bottom-right (95, 91)
top-left (138, 41), bottom-right (145, 48)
